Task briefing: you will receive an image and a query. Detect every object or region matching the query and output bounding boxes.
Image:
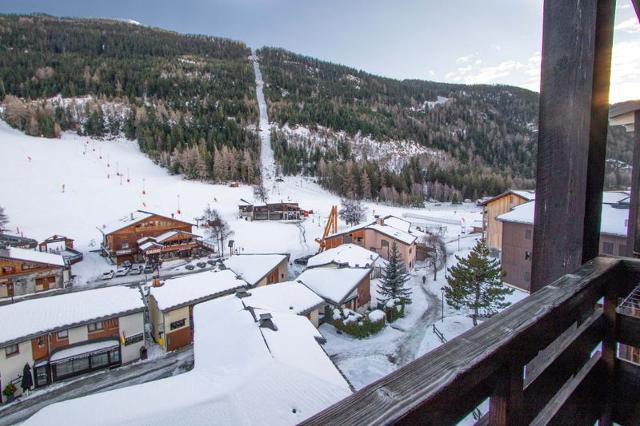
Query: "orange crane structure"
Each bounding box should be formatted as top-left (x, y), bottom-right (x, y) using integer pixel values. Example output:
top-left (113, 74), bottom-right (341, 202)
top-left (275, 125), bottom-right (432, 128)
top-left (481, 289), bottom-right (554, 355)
top-left (315, 205), bottom-right (338, 252)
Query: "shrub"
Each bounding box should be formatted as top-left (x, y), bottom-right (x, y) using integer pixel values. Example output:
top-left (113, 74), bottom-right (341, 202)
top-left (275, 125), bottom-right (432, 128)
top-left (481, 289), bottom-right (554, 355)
top-left (333, 308), bottom-right (385, 338)
top-left (3, 383), bottom-right (17, 397)
top-left (384, 298), bottom-right (406, 323)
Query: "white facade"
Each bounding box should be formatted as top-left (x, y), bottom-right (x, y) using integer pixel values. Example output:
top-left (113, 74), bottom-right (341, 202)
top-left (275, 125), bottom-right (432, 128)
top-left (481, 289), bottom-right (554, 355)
top-left (0, 340), bottom-right (33, 402)
top-left (119, 312), bottom-right (145, 363)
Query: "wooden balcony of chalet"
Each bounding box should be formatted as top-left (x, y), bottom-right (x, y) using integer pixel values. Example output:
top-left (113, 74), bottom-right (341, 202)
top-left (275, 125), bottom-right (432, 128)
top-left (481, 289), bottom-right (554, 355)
top-left (303, 0), bottom-right (640, 424)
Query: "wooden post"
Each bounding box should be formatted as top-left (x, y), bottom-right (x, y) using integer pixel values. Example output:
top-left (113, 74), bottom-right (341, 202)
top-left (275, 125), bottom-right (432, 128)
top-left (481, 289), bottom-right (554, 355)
top-left (489, 362), bottom-right (524, 425)
top-left (627, 110), bottom-right (640, 256)
top-left (531, 0), bottom-right (615, 292)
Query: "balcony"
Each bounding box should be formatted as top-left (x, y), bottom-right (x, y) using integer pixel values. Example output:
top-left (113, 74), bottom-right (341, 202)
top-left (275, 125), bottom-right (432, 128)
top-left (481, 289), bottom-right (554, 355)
top-left (303, 256), bottom-right (640, 425)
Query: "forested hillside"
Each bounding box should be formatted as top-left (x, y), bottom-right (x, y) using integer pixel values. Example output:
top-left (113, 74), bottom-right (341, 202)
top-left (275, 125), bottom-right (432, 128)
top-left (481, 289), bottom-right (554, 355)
top-left (0, 14), bottom-right (260, 183)
top-left (258, 48), bottom-right (632, 203)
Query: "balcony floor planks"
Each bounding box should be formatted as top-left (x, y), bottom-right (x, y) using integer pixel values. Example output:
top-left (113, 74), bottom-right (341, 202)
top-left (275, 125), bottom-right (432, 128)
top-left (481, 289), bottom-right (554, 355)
top-left (302, 257), bottom-right (621, 426)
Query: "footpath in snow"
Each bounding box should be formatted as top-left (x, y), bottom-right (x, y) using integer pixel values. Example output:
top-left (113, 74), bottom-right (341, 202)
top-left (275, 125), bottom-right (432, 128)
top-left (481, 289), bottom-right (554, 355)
top-left (251, 52), bottom-right (276, 190)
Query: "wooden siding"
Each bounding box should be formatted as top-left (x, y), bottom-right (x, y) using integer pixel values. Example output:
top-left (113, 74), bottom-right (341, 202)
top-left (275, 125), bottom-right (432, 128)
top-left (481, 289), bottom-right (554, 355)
top-left (356, 275), bottom-right (371, 309)
top-left (484, 194), bottom-right (529, 253)
top-left (166, 326), bottom-right (192, 351)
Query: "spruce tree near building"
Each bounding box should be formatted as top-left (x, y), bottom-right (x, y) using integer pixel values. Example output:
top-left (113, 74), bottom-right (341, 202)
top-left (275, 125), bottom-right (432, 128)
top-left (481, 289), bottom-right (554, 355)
top-left (377, 241), bottom-right (412, 306)
top-left (444, 239), bottom-right (512, 326)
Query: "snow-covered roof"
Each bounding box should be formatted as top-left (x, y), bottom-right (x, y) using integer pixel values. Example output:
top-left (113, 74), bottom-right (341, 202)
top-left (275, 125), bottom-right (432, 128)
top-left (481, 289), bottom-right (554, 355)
top-left (0, 246), bottom-right (65, 267)
top-left (242, 281), bottom-right (325, 315)
top-left (297, 267), bottom-right (370, 305)
top-left (497, 200), bottom-right (629, 237)
top-left (480, 189), bottom-right (535, 206)
top-left (139, 241), bottom-right (161, 251)
top-left (307, 244), bottom-right (384, 269)
top-left (0, 286), bottom-right (144, 347)
top-left (98, 210), bottom-right (154, 235)
top-left (149, 269), bottom-right (247, 311)
top-left (223, 254), bottom-right (288, 286)
top-left (367, 223), bottom-right (417, 245)
top-left (382, 216), bottom-right (411, 232)
top-left (25, 296), bottom-right (351, 426)
top-left (50, 339), bottom-right (119, 362)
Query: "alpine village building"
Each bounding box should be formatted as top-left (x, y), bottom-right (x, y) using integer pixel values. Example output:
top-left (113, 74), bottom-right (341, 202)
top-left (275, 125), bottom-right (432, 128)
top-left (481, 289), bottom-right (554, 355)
top-left (0, 286), bottom-right (145, 402)
top-left (0, 247), bottom-right (69, 299)
top-left (480, 189), bottom-right (535, 255)
top-left (98, 210), bottom-right (198, 265)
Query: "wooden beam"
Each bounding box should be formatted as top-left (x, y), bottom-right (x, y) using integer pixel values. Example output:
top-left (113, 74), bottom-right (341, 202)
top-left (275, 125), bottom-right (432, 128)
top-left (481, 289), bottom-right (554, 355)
top-left (617, 311), bottom-right (640, 347)
top-left (633, 0), bottom-right (640, 22)
top-left (627, 110), bottom-right (640, 256)
top-left (583, 0), bottom-right (617, 262)
top-left (614, 358), bottom-right (640, 424)
top-left (531, 0), bottom-right (615, 292)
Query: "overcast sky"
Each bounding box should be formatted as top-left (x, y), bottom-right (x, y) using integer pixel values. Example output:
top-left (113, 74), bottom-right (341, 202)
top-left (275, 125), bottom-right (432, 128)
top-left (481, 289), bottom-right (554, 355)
top-left (1, 0), bottom-right (638, 102)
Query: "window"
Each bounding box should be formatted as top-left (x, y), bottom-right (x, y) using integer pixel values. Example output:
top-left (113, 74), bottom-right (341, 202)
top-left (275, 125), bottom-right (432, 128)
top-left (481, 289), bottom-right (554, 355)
top-left (1, 265), bottom-right (16, 274)
top-left (381, 240), bottom-right (389, 247)
top-left (525, 229), bottom-right (532, 240)
top-left (121, 242), bottom-right (129, 249)
top-left (344, 235), bottom-right (352, 244)
top-left (22, 262), bottom-right (38, 270)
top-left (57, 329), bottom-right (68, 339)
top-left (91, 352), bottom-right (109, 368)
top-left (37, 336), bottom-right (45, 347)
top-left (170, 319), bottom-right (186, 330)
top-left (35, 366), bottom-right (48, 387)
top-left (110, 348), bottom-right (120, 363)
top-left (602, 242), bottom-right (614, 255)
top-left (87, 321), bottom-right (104, 333)
top-left (524, 251), bottom-right (532, 261)
top-left (5, 344), bottom-right (19, 357)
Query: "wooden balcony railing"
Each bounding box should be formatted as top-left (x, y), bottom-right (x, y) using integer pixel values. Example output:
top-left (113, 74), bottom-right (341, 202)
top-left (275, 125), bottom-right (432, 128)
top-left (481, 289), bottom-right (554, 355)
top-left (302, 256), bottom-right (640, 425)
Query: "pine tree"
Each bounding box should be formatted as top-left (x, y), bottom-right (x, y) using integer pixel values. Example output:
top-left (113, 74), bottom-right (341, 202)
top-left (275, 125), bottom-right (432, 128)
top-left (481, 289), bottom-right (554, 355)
top-left (444, 239), bottom-right (513, 326)
top-left (377, 241), bottom-right (412, 305)
top-left (360, 170), bottom-right (372, 200)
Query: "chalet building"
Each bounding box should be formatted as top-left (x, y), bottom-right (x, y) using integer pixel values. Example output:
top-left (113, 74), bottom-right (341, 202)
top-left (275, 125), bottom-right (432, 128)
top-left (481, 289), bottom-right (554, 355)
top-left (237, 281), bottom-right (325, 327)
top-left (609, 100), bottom-right (640, 133)
top-left (479, 189), bottom-right (535, 255)
top-left (498, 196), bottom-right (629, 292)
top-left (39, 235), bottom-right (83, 265)
top-left (25, 293), bottom-right (351, 425)
top-left (297, 267), bottom-right (371, 322)
top-left (0, 233), bottom-right (38, 250)
top-left (223, 253), bottom-right (289, 287)
top-left (0, 247), bottom-right (69, 299)
top-left (238, 199), bottom-right (301, 221)
top-left (307, 244), bottom-right (387, 278)
top-left (324, 216), bottom-right (417, 269)
top-left (98, 210), bottom-right (197, 265)
top-left (148, 269), bottom-right (247, 351)
top-left (0, 286), bottom-right (144, 402)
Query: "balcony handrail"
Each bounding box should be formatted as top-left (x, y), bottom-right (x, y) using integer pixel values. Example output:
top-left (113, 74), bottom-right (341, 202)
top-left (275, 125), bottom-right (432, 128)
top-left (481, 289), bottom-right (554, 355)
top-left (301, 256), bottom-right (640, 425)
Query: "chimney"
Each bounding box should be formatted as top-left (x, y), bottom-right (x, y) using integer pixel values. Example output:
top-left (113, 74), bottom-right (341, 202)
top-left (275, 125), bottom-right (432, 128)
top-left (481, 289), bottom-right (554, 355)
top-left (376, 216), bottom-right (384, 225)
top-left (130, 212), bottom-right (134, 220)
top-left (258, 313), bottom-right (278, 331)
top-left (235, 289), bottom-right (251, 298)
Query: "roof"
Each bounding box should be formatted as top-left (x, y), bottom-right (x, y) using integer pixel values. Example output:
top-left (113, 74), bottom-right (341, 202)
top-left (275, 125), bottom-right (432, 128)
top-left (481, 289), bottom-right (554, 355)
top-left (42, 235), bottom-right (73, 242)
top-left (24, 295), bottom-right (351, 426)
top-left (98, 210), bottom-right (193, 235)
top-left (242, 281), bottom-right (325, 315)
top-left (297, 267), bottom-right (371, 305)
top-left (327, 216), bottom-right (417, 246)
top-left (307, 244), bottom-right (384, 269)
top-left (479, 189), bottom-right (535, 206)
top-left (497, 200), bottom-right (629, 237)
top-left (223, 254), bottom-right (288, 286)
top-left (149, 269), bottom-right (247, 311)
top-left (0, 286), bottom-right (144, 347)
top-left (602, 191), bottom-right (630, 205)
top-left (609, 100), bottom-right (640, 119)
top-left (0, 246), bottom-right (65, 267)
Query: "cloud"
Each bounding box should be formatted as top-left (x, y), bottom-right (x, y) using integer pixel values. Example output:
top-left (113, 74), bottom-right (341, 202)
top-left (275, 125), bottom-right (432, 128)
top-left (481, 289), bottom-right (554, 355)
top-left (610, 39), bottom-right (640, 103)
top-left (456, 53), bottom-right (478, 64)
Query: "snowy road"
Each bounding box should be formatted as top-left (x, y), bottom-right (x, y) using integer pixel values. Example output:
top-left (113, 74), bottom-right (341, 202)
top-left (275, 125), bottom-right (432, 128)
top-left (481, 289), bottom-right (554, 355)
top-left (252, 52), bottom-right (276, 192)
top-left (0, 347), bottom-right (193, 426)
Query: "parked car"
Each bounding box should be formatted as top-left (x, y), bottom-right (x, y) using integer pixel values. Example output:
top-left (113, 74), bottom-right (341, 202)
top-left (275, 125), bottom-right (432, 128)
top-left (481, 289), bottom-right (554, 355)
top-left (122, 260), bottom-right (132, 268)
top-left (100, 270), bottom-right (115, 280)
top-left (185, 264), bottom-right (195, 271)
top-left (207, 259), bottom-right (217, 266)
top-left (129, 264), bottom-right (143, 275)
top-left (143, 263), bottom-right (157, 274)
top-left (196, 261), bottom-right (207, 268)
top-left (115, 267), bottom-right (129, 277)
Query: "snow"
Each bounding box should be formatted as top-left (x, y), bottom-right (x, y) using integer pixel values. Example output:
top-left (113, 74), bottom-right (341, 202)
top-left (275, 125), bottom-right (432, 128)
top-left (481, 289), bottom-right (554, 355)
top-left (306, 244), bottom-right (383, 269)
top-left (368, 310), bottom-right (385, 322)
top-left (24, 295), bottom-right (351, 426)
top-left (242, 281), bottom-right (324, 315)
top-left (98, 210), bottom-right (154, 235)
top-left (498, 199), bottom-right (629, 237)
top-left (367, 223), bottom-right (417, 245)
top-left (297, 267), bottom-right (370, 305)
top-left (223, 254), bottom-right (288, 286)
top-left (602, 190), bottom-right (630, 204)
top-left (49, 339), bottom-right (119, 362)
top-left (1, 246), bottom-right (65, 267)
top-left (0, 286), bottom-right (144, 346)
top-left (149, 269), bottom-right (247, 311)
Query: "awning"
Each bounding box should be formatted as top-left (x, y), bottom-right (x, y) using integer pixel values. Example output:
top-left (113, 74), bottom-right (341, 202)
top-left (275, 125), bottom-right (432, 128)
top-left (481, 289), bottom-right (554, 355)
top-left (50, 340), bottom-right (119, 363)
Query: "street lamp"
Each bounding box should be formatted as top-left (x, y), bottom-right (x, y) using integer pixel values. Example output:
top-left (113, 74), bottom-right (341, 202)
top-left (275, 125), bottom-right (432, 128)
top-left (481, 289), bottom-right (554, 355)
top-left (440, 288), bottom-right (444, 322)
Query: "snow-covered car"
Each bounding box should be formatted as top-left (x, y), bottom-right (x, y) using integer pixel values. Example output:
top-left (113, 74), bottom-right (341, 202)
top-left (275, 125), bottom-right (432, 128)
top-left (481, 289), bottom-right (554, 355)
top-left (207, 259), bottom-right (217, 266)
top-left (129, 265), bottom-right (143, 275)
top-left (196, 262), bottom-right (207, 268)
top-left (143, 264), bottom-right (157, 274)
top-left (100, 270), bottom-right (115, 280)
top-left (185, 264), bottom-right (195, 271)
top-left (115, 267), bottom-right (129, 277)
